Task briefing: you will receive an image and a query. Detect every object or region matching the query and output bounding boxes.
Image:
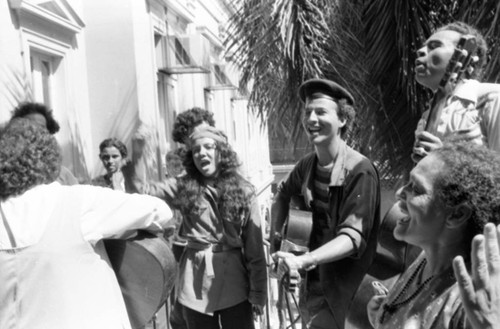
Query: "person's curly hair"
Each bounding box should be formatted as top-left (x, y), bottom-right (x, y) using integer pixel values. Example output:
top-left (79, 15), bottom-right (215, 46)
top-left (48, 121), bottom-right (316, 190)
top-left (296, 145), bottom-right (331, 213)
top-left (437, 21), bottom-right (488, 80)
top-left (11, 102), bottom-right (61, 135)
top-left (172, 107), bottom-right (216, 144)
top-left (336, 99), bottom-right (356, 138)
top-left (0, 118), bottom-right (61, 200)
top-left (172, 141), bottom-right (255, 222)
top-left (433, 142), bottom-right (500, 245)
top-left (99, 138), bottom-right (128, 157)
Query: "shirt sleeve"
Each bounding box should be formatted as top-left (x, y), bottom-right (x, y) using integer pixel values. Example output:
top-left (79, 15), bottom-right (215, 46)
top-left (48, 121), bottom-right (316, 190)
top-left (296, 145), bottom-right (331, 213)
top-left (79, 185), bottom-right (174, 243)
top-left (241, 197), bottom-right (268, 307)
top-left (336, 164), bottom-right (380, 258)
top-left (480, 92), bottom-right (500, 152)
top-left (137, 178), bottom-right (178, 205)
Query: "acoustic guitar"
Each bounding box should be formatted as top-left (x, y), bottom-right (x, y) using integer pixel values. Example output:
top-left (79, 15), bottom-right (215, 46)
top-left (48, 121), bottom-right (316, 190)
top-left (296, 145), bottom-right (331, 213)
top-left (274, 207), bottom-right (313, 329)
top-left (279, 208), bottom-right (313, 255)
top-left (104, 231), bottom-right (177, 329)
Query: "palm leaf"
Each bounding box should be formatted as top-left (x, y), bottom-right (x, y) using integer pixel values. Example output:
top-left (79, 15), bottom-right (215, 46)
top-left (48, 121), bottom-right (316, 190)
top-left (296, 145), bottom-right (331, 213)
top-left (226, 0), bottom-right (500, 181)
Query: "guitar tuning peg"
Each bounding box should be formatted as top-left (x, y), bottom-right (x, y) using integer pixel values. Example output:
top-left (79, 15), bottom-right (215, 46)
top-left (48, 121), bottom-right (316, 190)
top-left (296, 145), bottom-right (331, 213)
top-left (467, 66), bottom-right (474, 74)
top-left (450, 72), bottom-right (458, 80)
top-left (461, 49), bottom-right (469, 57)
top-left (455, 62), bottom-right (463, 69)
top-left (471, 55), bottom-right (479, 63)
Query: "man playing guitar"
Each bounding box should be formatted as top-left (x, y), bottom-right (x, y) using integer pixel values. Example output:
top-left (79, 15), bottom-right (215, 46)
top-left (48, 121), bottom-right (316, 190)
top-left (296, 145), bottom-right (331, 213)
top-left (412, 21), bottom-right (500, 162)
top-left (271, 79), bottom-right (381, 329)
top-left (358, 21), bottom-right (500, 329)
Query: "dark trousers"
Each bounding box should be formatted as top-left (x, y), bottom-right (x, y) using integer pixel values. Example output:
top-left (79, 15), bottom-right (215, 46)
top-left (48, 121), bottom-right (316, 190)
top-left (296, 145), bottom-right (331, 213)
top-left (170, 298), bottom-right (187, 329)
top-left (182, 300), bottom-right (254, 329)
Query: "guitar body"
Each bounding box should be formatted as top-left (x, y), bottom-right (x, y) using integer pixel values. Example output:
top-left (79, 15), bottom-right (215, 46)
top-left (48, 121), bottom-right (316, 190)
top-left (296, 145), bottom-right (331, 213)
top-left (104, 231), bottom-right (177, 329)
top-left (281, 208), bottom-right (313, 254)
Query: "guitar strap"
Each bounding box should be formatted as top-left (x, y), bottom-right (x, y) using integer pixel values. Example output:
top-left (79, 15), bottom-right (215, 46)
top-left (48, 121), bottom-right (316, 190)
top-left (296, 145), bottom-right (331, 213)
top-left (0, 204), bottom-right (17, 248)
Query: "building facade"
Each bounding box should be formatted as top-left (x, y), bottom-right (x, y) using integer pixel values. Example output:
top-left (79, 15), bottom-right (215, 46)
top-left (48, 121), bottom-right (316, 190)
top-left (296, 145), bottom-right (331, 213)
top-left (0, 0), bottom-right (273, 216)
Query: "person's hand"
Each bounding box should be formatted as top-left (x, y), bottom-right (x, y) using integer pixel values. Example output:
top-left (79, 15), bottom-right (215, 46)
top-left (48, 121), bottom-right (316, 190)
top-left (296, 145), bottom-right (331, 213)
top-left (131, 123), bottom-right (153, 161)
top-left (271, 251), bottom-right (303, 292)
top-left (411, 131), bottom-right (443, 163)
top-left (272, 251), bottom-right (305, 271)
top-left (367, 281), bottom-right (389, 327)
top-left (252, 304), bottom-right (264, 321)
top-left (453, 223), bottom-right (500, 329)
top-left (111, 171), bottom-right (125, 191)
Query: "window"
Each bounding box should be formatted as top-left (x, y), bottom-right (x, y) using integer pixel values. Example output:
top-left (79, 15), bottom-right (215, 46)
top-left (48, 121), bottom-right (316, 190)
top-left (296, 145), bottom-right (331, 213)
top-left (213, 64), bottom-right (231, 85)
top-left (30, 51), bottom-right (54, 106)
top-left (174, 37), bottom-right (191, 66)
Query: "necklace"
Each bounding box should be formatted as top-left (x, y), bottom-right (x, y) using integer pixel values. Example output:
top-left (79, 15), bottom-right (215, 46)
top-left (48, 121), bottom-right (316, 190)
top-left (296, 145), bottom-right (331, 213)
top-left (379, 258), bottom-right (434, 324)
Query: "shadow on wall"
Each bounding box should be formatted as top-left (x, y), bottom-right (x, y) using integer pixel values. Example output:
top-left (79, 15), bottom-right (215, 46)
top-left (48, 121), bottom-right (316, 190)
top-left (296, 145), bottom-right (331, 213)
top-left (0, 65), bottom-right (33, 121)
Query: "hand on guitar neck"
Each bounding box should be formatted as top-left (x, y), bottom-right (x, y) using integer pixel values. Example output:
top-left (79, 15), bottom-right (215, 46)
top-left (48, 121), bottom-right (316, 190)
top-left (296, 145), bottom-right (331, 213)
top-left (412, 130), bottom-right (444, 163)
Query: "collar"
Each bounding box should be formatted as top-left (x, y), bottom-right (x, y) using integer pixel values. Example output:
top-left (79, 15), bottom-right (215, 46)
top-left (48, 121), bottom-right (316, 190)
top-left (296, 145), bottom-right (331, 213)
top-left (328, 139), bottom-right (348, 186)
top-left (305, 140), bottom-right (348, 188)
top-left (301, 140), bottom-right (349, 210)
top-left (448, 79), bottom-right (479, 105)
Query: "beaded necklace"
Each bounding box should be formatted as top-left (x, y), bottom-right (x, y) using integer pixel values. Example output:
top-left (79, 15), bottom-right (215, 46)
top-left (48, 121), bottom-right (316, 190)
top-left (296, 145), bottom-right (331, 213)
top-left (379, 258), bottom-right (434, 324)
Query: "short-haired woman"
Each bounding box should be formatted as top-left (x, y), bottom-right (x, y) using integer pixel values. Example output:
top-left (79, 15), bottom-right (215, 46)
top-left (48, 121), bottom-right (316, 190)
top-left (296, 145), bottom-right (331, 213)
top-left (368, 142), bottom-right (500, 328)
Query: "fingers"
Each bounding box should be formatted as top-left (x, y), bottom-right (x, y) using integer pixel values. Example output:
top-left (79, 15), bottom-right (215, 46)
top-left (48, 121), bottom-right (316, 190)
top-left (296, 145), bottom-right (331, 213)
top-left (271, 251), bottom-right (293, 261)
top-left (416, 131), bottom-right (442, 143)
top-left (367, 294), bottom-right (387, 327)
top-left (413, 131), bottom-right (443, 156)
top-left (252, 304), bottom-right (264, 316)
top-left (484, 223), bottom-right (500, 277)
top-left (252, 304), bottom-right (264, 321)
top-left (471, 234), bottom-right (489, 289)
top-left (372, 281), bottom-right (389, 296)
top-left (415, 140), bottom-right (439, 152)
top-left (453, 255), bottom-right (476, 308)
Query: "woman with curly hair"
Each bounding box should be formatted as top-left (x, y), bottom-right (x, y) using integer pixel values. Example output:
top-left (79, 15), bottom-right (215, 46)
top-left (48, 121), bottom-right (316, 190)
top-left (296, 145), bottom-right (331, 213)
top-left (139, 126), bottom-right (267, 329)
top-left (0, 119), bottom-right (174, 329)
top-left (10, 102), bottom-right (79, 185)
top-left (367, 141), bottom-right (500, 329)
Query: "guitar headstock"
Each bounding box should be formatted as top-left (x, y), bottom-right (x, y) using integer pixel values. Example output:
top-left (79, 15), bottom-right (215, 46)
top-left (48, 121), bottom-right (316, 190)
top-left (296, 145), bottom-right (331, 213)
top-left (439, 34), bottom-right (478, 92)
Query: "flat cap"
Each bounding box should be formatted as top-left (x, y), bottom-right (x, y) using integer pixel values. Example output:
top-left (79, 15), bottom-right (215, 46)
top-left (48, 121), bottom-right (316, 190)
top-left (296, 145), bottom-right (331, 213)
top-left (298, 79), bottom-right (355, 105)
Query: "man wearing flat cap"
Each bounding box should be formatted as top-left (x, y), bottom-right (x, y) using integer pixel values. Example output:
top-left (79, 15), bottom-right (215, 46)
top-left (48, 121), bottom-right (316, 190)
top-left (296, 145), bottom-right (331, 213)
top-left (271, 79), bottom-right (380, 329)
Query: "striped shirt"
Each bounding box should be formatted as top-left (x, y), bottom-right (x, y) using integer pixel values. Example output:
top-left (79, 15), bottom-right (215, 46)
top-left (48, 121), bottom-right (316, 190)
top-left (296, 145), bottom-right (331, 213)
top-left (313, 162), bottom-right (333, 228)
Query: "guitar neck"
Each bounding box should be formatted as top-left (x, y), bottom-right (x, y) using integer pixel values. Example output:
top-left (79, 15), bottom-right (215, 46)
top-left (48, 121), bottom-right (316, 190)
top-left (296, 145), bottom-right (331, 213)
top-left (423, 90), bottom-right (445, 135)
top-left (423, 35), bottom-right (477, 135)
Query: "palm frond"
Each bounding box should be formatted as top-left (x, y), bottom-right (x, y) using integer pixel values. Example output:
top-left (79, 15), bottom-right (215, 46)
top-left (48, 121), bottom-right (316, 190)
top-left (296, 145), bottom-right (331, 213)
top-left (226, 0), bottom-right (500, 181)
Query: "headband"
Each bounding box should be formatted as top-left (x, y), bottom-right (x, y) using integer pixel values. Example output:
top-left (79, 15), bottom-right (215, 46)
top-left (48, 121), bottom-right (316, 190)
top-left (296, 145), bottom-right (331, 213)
top-left (188, 126), bottom-right (227, 147)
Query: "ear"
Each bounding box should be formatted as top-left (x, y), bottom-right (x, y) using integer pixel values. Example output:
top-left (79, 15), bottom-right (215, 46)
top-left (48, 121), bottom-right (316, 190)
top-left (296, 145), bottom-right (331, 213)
top-left (338, 116), bottom-right (347, 128)
top-left (446, 203), bottom-right (472, 228)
